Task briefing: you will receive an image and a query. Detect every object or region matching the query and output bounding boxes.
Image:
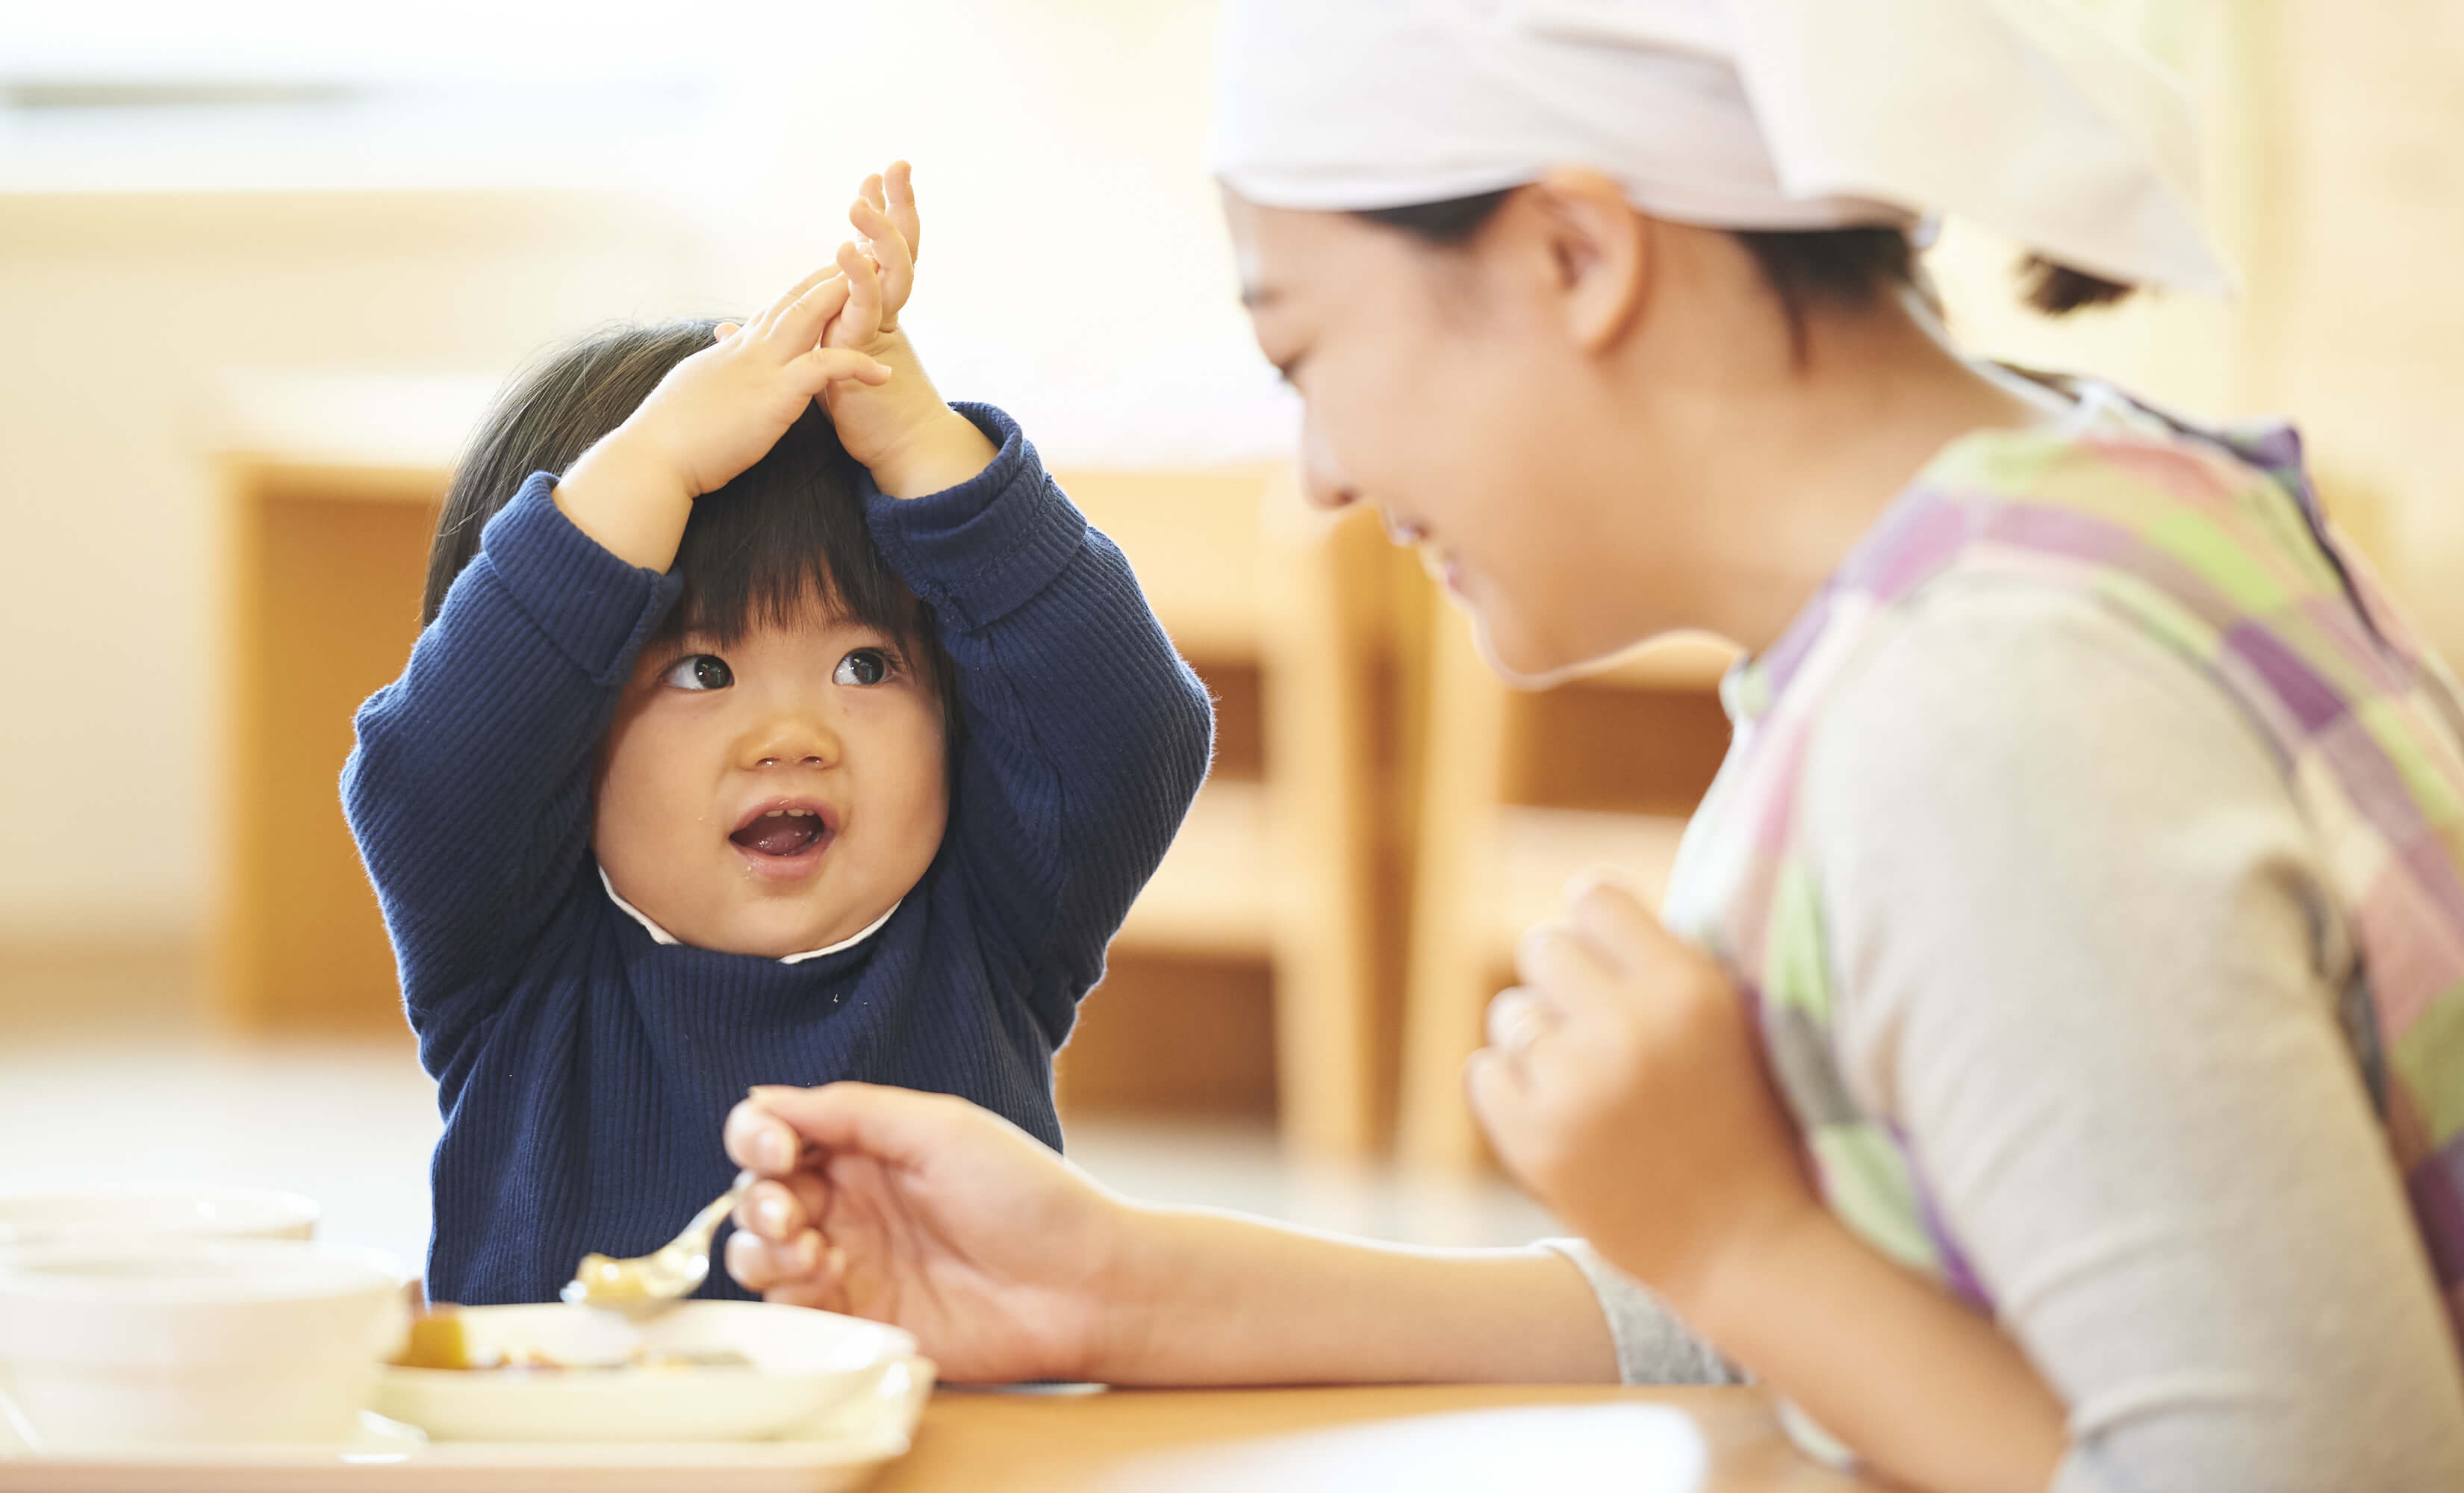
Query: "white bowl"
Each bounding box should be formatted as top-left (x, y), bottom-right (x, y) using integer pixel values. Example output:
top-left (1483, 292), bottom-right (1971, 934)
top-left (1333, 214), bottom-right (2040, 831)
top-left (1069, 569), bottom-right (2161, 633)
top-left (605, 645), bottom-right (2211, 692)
top-left (0, 1188), bottom-right (320, 1247)
top-left (374, 1301), bottom-right (915, 1442)
top-left (0, 1238), bottom-right (406, 1450)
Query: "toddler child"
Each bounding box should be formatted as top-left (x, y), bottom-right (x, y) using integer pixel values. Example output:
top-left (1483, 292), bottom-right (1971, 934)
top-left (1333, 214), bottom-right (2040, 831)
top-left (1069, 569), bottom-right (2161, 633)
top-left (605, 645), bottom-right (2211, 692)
top-left (344, 165), bottom-right (1214, 1304)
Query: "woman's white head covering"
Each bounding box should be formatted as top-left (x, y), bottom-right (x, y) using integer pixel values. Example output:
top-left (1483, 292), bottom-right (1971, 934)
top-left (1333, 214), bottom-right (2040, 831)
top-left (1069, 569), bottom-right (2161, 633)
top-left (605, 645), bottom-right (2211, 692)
top-left (1207, 0), bottom-right (2230, 294)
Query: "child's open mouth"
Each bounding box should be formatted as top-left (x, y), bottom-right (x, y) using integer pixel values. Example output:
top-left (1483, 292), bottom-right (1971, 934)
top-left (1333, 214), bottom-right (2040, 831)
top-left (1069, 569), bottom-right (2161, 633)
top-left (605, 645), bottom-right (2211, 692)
top-left (728, 801), bottom-right (835, 866)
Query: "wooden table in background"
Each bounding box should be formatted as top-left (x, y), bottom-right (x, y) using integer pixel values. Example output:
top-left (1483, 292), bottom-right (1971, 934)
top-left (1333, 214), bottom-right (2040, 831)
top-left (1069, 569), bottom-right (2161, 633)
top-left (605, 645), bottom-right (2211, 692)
top-left (874, 1384), bottom-right (1884, 1492)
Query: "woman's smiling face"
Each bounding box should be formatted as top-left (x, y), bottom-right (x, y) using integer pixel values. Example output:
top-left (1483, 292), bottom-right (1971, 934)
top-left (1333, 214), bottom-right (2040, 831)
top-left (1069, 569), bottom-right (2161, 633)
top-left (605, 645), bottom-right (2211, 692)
top-left (1224, 187), bottom-right (1662, 682)
top-left (591, 598), bottom-right (949, 959)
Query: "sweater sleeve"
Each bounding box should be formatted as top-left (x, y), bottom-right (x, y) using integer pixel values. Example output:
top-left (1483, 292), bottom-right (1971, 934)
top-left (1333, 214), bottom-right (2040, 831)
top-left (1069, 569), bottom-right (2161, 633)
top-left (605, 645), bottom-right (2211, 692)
top-left (1800, 582), bottom-right (2464, 1493)
top-left (342, 475), bottom-right (680, 1067)
top-left (1537, 1238), bottom-right (1743, 1386)
top-left (860, 404), bottom-right (1214, 1043)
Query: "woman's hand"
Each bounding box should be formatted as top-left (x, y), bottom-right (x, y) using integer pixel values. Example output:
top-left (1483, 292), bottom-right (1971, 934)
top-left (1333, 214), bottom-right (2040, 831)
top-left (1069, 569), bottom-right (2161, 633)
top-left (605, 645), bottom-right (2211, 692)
top-left (1466, 870), bottom-right (1820, 1306)
top-left (723, 1082), bottom-right (1138, 1383)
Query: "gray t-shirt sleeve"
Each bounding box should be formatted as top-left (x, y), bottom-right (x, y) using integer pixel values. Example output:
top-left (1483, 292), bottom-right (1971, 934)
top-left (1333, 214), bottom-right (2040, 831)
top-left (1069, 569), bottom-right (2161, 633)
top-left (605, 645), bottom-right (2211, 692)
top-left (1538, 1238), bottom-right (1742, 1385)
top-left (1800, 582), bottom-right (2464, 1493)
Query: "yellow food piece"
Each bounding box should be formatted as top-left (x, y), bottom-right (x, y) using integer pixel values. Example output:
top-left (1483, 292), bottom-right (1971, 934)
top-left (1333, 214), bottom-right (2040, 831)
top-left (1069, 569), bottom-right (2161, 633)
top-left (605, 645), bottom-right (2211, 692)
top-left (393, 1308), bottom-right (474, 1371)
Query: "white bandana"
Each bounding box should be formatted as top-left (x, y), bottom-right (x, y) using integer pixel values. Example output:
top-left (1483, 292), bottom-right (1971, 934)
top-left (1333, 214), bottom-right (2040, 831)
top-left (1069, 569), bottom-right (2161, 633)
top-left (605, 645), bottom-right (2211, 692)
top-left (1207, 0), bottom-right (2230, 293)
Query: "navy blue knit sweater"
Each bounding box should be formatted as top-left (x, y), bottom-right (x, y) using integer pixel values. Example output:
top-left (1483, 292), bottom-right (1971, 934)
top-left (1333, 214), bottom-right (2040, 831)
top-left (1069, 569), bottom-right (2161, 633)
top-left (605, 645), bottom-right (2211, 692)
top-left (343, 405), bottom-right (1213, 1306)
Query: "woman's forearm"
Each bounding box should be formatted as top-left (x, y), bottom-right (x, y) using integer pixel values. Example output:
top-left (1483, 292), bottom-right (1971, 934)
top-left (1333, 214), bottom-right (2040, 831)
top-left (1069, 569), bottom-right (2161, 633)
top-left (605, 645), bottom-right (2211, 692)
top-left (1101, 1204), bottom-right (1620, 1386)
top-left (1667, 1207), bottom-right (2065, 1493)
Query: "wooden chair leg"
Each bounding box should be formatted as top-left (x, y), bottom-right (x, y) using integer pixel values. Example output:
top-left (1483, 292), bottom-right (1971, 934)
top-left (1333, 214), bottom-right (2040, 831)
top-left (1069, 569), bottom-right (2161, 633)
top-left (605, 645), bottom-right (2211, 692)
top-left (1260, 485), bottom-right (1386, 1159)
top-left (1396, 592), bottom-right (1510, 1173)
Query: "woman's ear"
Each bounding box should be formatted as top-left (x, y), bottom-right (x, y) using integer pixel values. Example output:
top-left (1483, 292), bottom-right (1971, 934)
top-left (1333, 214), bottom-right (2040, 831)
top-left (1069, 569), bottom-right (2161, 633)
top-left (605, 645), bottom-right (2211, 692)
top-left (1523, 167), bottom-right (1651, 352)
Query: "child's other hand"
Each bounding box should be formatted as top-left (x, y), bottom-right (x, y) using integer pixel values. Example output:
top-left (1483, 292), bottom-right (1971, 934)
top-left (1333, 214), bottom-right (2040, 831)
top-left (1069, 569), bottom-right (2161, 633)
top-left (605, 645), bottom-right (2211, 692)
top-left (1466, 870), bottom-right (1821, 1309)
top-left (610, 269), bottom-right (889, 505)
top-left (552, 271), bottom-right (890, 570)
top-left (808, 163), bottom-right (996, 499)
top-left (831, 160), bottom-right (919, 339)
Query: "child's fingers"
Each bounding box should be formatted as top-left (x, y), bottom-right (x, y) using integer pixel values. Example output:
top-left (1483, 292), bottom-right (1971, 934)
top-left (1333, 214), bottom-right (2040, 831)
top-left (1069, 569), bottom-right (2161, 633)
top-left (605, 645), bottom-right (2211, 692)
top-left (750, 262), bottom-right (845, 336)
top-left (713, 322), bottom-right (741, 343)
top-left (794, 346), bottom-right (892, 392)
top-left (848, 196), bottom-right (915, 322)
top-left (771, 272), bottom-right (856, 353)
top-left (828, 239), bottom-right (886, 347)
top-left (883, 160), bottom-right (920, 263)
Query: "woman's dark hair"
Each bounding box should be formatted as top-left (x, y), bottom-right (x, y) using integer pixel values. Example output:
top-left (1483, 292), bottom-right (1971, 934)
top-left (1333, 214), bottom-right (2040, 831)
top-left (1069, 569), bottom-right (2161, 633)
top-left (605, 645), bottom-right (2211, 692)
top-left (1356, 189), bottom-right (2137, 346)
top-left (424, 320), bottom-right (954, 720)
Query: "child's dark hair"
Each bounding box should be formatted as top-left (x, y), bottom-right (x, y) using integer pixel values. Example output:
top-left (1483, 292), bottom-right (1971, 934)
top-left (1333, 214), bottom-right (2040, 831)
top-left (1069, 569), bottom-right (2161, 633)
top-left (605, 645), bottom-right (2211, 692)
top-left (1355, 190), bottom-right (2135, 354)
top-left (424, 319), bottom-right (955, 721)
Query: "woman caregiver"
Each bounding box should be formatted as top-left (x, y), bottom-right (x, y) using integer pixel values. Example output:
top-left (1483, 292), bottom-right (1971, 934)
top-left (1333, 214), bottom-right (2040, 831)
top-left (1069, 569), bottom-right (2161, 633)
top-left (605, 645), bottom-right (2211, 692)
top-left (724, 3), bottom-right (2464, 1489)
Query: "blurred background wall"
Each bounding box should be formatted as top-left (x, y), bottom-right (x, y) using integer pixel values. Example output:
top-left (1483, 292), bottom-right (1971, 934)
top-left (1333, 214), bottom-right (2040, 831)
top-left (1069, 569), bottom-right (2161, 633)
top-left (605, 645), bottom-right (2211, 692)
top-left (0, 0), bottom-right (2458, 986)
top-left (0, 0), bottom-right (1290, 944)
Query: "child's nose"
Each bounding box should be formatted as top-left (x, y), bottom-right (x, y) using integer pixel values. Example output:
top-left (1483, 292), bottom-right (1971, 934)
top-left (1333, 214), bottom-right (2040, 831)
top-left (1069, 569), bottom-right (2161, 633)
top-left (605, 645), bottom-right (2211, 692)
top-left (738, 714), bottom-right (841, 771)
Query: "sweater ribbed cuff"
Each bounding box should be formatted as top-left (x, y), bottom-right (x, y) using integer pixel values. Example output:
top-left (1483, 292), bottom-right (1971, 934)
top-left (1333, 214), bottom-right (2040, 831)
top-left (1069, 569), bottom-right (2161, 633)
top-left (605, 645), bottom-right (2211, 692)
top-left (1537, 1238), bottom-right (1743, 1387)
top-left (859, 403), bottom-right (1088, 632)
top-left (480, 473), bottom-right (682, 685)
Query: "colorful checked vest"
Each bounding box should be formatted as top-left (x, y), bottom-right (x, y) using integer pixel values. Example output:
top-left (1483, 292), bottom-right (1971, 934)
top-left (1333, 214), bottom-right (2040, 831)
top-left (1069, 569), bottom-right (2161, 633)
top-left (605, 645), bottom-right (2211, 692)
top-left (1658, 382), bottom-right (2464, 1364)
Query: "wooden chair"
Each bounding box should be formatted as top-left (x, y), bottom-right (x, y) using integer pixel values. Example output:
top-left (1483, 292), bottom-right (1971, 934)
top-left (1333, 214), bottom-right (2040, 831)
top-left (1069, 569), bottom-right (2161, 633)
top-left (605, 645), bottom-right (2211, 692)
top-left (1395, 591), bottom-right (1738, 1171)
top-left (1052, 470), bottom-right (1397, 1159)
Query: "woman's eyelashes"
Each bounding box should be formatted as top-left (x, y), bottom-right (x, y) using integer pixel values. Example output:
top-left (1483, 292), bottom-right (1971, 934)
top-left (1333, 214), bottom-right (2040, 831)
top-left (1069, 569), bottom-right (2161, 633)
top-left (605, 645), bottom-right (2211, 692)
top-left (833, 647), bottom-right (897, 688)
top-left (661, 653), bottom-right (735, 691)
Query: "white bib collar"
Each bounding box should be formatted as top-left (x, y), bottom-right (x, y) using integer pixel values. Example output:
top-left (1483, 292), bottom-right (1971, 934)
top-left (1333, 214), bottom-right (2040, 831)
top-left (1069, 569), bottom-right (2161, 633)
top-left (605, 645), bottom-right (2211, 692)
top-left (598, 865), bottom-right (900, 964)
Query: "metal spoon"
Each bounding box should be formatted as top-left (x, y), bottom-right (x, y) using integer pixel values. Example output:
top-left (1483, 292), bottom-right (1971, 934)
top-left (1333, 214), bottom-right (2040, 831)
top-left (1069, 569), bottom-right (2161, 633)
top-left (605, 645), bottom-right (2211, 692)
top-left (561, 1176), bottom-right (749, 1309)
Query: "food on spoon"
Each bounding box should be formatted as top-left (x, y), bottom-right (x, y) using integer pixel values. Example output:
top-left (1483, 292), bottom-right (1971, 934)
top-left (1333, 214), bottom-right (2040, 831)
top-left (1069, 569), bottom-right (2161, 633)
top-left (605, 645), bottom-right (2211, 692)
top-left (562, 1252), bottom-right (645, 1306)
top-left (388, 1305), bottom-right (749, 1371)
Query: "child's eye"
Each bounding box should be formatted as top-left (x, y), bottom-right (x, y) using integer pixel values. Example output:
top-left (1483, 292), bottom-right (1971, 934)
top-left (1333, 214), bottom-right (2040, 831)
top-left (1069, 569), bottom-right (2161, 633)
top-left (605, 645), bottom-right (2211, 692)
top-left (661, 654), bottom-right (734, 691)
top-left (833, 649), bottom-right (893, 688)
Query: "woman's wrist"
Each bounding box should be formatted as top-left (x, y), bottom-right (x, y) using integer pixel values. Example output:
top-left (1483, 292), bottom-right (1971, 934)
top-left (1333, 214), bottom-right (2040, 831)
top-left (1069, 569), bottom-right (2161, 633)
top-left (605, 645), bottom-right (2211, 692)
top-left (1072, 1197), bottom-right (1168, 1383)
top-left (1077, 1202), bottom-right (1622, 1387)
top-left (1657, 1191), bottom-right (1838, 1349)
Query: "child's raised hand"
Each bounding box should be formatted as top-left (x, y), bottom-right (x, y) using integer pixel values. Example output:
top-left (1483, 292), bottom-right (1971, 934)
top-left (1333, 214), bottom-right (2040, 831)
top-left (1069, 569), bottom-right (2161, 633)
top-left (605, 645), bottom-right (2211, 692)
top-left (1465, 870), bottom-right (1821, 1309)
top-left (807, 162), bottom-right (997, 499)
top-left (625, 268), bottom-right (892, 502)
top-left (552, 267), bottom-right (891, 570)
top-left (828, 163), bottom-right (920, 342)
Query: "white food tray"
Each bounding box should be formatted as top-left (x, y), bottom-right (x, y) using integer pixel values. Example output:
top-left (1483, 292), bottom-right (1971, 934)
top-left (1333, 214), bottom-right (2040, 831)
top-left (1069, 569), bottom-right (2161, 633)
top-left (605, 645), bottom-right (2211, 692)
top-left (0, 1356), bottom-right (935, 1493)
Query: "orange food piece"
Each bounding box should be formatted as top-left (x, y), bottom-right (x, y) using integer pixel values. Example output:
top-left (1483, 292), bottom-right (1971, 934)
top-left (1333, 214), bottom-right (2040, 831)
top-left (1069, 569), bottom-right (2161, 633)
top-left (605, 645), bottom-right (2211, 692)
top-left (393, 1307), bottom-right (474, 1370)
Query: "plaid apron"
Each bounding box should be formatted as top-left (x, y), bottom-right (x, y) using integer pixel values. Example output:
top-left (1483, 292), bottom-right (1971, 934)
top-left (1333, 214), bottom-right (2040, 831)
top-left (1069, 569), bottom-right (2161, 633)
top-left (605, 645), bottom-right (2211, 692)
top-left (1657, 386), bottom-right (2464, 1398)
